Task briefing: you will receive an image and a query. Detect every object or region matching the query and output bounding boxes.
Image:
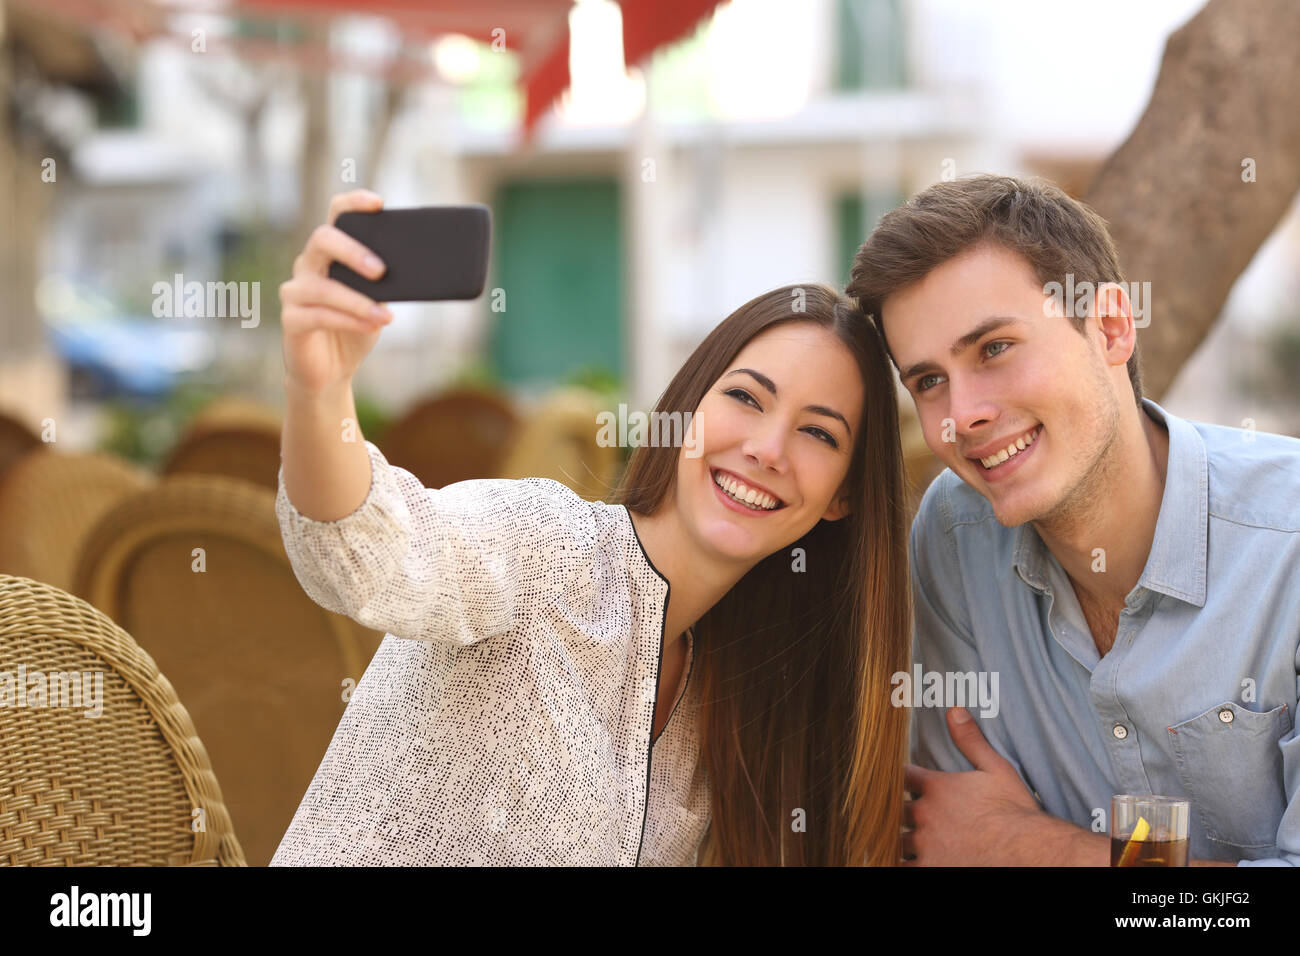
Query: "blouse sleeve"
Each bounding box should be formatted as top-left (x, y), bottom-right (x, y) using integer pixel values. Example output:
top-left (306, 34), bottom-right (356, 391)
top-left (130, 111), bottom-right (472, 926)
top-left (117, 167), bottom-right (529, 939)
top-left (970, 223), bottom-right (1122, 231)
top-left (274, 438), bottom-right (601, 647)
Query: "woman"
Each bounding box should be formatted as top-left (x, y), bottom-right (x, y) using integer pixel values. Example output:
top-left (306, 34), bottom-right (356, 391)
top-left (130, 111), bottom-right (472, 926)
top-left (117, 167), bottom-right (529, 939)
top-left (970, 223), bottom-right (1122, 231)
top-left (272, 189), bottom-right (910, 866)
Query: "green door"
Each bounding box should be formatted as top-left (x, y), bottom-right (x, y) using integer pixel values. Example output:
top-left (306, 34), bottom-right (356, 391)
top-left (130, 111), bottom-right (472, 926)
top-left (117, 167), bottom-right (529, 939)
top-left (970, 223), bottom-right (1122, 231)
top-left (488, 180), bottom-right (623, 386)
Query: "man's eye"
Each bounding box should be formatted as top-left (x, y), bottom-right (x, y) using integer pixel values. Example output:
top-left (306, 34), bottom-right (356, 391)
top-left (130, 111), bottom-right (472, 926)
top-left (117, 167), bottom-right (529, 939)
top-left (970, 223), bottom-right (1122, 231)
top-left (916, 374), bottom-right (943, 393)
top-left (725, 387), bottom-right (758, 407)
top-left (984, 340), bottom-right (1011, 358)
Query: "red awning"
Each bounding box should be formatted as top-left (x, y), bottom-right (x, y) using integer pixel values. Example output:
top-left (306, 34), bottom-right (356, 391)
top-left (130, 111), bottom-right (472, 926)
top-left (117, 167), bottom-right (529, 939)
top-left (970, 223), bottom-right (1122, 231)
top-left (19, 0), bottom-right (725, 141)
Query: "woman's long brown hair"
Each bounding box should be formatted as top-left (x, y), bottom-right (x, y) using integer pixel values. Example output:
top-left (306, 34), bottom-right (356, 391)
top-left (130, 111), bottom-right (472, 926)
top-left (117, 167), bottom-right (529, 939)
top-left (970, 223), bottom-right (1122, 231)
top-left (613, 284), bottom-right (910, 866)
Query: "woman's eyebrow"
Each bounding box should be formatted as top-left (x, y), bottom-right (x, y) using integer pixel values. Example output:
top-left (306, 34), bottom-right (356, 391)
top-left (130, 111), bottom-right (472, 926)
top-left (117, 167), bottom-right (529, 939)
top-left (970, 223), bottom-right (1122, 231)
top-left (723, 368), bottom-right (852, 438)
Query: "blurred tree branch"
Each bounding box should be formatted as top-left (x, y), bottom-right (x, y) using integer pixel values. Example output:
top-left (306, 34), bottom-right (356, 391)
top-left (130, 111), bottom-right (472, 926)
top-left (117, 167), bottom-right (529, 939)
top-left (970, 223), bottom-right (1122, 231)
top-left (293, 22), bottom-right (405, 249)
top-left (189, 57), bottom-right (281, 217)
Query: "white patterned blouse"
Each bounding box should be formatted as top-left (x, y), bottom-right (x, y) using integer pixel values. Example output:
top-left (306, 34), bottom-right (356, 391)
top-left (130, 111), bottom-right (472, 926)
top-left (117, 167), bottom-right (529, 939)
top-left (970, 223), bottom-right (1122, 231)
top-left (269, 438), bottom-right (710, 865)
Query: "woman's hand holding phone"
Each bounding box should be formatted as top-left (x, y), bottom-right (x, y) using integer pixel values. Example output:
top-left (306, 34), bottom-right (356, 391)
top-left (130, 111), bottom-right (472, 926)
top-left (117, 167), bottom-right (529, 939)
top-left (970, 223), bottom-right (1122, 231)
top-left (279, 189), bottom-right (395, 395)
top-left (278, 189), bottom-right (391, 523)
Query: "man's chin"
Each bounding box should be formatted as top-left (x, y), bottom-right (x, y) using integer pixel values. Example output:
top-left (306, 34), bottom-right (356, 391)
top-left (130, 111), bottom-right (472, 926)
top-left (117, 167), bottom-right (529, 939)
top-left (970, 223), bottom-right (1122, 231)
top-left (959, 470), bottom-right (1046, 527)
top-left (990, 503), bottom-right (1032, 528)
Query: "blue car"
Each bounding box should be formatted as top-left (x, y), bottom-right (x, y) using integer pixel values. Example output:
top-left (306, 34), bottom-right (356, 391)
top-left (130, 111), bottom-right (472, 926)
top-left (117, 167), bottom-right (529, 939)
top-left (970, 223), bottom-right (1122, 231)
top-left (38, 274), bottom-right (215, 400)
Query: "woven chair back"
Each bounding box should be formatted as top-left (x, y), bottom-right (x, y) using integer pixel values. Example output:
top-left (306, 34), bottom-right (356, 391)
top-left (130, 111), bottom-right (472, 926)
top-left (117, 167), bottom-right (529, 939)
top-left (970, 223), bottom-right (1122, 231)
top-left (0, 450), bottom-right (153, 591)
top-left (381, 387), bottom-right (519, 489)
top-left (161, 425), bottom-right (283, 492)
top-left (0, 573), bottom-right (246, 865)
top-left (71, 475), bottom-right (382, 865)
top-left (0, 410), bottom-right (43, 483)
top-left (499, 388), bottom-right (622, 502)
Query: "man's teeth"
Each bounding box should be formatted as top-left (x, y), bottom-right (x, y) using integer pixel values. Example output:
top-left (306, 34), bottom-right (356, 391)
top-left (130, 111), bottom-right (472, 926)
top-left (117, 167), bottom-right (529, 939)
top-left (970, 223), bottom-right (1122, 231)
top-left (713, 470), bottom-right (781, 510)
top-left (979, 426), bottom-right (1041, 469)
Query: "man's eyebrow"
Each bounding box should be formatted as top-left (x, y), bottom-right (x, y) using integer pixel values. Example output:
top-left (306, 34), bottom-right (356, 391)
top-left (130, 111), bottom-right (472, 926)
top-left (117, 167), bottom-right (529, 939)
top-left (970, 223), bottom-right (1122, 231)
top-left (723, 368), bottom-right (852, 438)
top-left (898, 316), bottom-right (1027, 384)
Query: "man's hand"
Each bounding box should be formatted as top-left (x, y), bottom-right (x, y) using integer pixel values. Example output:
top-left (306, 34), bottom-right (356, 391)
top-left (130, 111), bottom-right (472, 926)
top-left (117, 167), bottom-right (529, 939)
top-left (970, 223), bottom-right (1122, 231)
top-left (902, 706), bottom-right (1107, 865)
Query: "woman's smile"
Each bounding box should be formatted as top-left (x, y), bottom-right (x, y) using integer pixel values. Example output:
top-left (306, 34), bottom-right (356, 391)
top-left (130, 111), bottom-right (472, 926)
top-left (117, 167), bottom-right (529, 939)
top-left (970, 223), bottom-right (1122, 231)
top-left (708, 466), bottom-right (788, 514)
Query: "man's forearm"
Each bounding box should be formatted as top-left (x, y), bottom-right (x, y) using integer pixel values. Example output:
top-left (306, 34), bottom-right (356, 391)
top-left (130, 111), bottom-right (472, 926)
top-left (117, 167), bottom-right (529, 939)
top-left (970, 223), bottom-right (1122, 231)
top-left (1042, 815), bottom-right (1237, 866)
top-left (1044, 817), bottom-right (1108, 866)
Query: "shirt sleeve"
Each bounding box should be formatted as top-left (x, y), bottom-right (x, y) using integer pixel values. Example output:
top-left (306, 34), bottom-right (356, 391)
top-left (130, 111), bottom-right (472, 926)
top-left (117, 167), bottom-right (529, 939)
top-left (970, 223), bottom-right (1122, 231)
top-left (274, 438), bottom-right (600, 647)
top-left (907, 476), bottom-right (984, 774)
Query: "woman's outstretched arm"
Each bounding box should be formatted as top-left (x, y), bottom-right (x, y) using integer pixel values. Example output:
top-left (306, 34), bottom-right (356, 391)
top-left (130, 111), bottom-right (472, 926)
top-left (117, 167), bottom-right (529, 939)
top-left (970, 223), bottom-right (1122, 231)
top-left (279, 189), bottom-right (392, 522)
top-left (282, 377), bottom-right (372, 522)
top-left (274, 189), bottom-right (602, 647)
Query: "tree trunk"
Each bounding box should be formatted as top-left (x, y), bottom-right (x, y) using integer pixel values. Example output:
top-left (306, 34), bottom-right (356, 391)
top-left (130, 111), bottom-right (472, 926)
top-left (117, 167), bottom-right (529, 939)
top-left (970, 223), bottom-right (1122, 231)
top-left (1084, 0), bottom-right (1300, 400)
top-left (362, 81), bottom-right (404, 190)
top-left (295, 22), bottom-right (331, 250)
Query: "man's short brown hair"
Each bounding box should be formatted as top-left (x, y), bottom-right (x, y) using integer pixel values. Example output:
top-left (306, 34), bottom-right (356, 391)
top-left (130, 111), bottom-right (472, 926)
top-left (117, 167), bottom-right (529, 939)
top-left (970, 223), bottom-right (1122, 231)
top-left (847, 174), bottom-right (1143, 405)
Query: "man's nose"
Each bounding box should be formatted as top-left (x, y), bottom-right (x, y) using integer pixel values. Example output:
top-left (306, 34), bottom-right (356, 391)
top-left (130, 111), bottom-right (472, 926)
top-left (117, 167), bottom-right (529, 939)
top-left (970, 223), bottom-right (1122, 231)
top-left (946, 374), bottom-right (998, 440)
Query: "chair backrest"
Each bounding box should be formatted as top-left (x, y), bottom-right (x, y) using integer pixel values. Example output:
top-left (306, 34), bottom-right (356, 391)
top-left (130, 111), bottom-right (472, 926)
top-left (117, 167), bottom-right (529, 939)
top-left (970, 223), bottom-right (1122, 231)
top-left (0, 409), bottom-right (46, 484)
top-left (0, 449), bottom-right (153, 592)
top-left (0, 573), bottom-right (246, 865)
top-left (498, 387), bottom-right (623, 501)
top-left (160, 425), bottom-right (283, 492)
top-left (381, 387), bottom-right (520, 489)
top-left (187, 396), bottom-right (283, 436)
top-left (71, 474), bottom-right (383, 865)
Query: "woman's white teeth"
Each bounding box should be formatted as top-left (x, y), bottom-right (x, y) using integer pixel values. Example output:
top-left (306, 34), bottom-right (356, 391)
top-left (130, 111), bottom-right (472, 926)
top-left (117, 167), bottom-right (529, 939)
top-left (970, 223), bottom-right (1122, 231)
top-left (980, 426), bottom-right (1040, 469)
top-left (713, 471), bottom-right (780, 510)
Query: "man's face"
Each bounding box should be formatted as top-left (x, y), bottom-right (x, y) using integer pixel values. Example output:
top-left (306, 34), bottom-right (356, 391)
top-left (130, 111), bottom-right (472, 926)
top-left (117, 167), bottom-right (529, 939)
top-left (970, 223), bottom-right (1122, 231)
top-left (881, 242), bottom-right (1126, 527)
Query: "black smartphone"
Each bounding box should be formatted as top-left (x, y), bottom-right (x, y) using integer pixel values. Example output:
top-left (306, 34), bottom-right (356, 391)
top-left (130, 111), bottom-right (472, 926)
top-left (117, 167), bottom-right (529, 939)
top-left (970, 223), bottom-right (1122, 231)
top-left (328, 205), bottom-right (491, 302)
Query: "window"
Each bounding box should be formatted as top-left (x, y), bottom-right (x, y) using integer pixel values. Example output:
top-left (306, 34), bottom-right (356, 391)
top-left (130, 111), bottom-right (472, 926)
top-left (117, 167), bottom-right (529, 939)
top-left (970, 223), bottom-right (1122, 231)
top-left (835, 187), bottom-right (906, 285)
top-left (835, 0), bottom-right (907, 91)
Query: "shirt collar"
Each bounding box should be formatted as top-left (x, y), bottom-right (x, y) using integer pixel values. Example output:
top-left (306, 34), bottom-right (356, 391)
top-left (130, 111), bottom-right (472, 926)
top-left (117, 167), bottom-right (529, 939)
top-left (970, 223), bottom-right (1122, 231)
top-left (1013, 398), bottom-right (1208, 608)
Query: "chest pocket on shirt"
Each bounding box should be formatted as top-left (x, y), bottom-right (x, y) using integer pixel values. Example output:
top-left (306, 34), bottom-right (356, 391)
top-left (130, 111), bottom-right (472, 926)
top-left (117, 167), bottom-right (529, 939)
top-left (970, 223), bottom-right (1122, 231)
top-left (1167, 700), bottom-right (1291, 852)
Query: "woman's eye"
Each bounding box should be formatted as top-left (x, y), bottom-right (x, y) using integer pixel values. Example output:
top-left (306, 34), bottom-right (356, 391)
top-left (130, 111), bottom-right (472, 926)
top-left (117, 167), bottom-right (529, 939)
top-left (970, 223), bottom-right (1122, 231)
top-left (725, 388), bottom-right (838, 448)
top-left (806, 427), bottom-right (838, 448)
top-left (916, 374), bottom-right (943, 393)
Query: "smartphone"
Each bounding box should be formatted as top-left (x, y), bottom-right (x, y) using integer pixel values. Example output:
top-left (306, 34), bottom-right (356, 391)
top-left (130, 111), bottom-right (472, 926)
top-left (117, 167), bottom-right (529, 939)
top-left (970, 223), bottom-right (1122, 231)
top-left (328, 205), bottom-right (491, 302)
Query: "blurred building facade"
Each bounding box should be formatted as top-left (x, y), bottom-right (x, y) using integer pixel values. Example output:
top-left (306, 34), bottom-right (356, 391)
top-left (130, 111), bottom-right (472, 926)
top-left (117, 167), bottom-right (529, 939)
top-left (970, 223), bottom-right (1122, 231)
top-left (12, 0), bottom-right (1300, 441)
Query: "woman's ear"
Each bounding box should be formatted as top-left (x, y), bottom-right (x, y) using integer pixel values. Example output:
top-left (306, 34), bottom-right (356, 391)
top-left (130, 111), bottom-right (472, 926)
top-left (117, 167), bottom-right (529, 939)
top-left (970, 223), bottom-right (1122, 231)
top-left (821, 486), bottom-right (852, 522)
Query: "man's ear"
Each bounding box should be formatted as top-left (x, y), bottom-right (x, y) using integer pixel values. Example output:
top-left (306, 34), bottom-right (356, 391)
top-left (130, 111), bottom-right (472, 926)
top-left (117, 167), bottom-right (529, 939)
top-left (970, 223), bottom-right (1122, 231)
top-left (1093, 282), bottom-right (1137, 371)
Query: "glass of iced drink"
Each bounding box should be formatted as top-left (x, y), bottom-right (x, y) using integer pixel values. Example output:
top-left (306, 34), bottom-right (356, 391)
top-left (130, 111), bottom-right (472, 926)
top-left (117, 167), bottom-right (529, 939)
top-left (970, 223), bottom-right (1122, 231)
top-left (1110, 794), bottom-right (1190, 867)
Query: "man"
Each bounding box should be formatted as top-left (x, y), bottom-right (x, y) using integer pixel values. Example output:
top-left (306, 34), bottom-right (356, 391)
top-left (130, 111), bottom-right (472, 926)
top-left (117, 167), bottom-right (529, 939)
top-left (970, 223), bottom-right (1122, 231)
top-left (848, 174), bottom-right (1299, 866)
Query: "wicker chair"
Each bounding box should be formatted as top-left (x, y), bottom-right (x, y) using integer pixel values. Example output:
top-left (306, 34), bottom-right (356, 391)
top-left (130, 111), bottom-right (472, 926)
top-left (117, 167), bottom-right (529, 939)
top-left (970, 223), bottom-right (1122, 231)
top-left (499, 387), bottom-right (623, 502)
top-left (0, 409), bottom-right (45, 483)
top-left (187, 396), bottom-right (283, 435)
top-left (381, 387), bottom-right (520, 489)
top-left (0, 449), bottom-right (153, 592)
top-left (0, 574), bottom-right (246, 865)
top-left (71, 474), bottom-right (383, 866)
top-left (161, 424), bottom-right (283, 493)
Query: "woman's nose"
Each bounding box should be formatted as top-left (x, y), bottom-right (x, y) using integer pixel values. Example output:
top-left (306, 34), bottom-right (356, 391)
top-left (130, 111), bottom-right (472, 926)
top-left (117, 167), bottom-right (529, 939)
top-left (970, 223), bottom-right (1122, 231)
top-left (741, 423), bottom-right (790, 472)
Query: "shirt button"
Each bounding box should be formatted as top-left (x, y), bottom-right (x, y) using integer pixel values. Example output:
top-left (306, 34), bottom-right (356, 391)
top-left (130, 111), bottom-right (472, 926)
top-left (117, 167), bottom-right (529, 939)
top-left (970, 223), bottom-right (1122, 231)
top-left (1218, 708), bottom-right (1234, 723)
top-left (1112, 723), bottom-right (1128, 739)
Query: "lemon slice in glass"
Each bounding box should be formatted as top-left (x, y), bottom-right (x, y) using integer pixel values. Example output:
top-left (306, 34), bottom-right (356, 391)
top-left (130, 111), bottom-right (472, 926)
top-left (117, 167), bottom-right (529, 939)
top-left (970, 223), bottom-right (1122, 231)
top-left (1117, 814), bottom-right (1151, 867)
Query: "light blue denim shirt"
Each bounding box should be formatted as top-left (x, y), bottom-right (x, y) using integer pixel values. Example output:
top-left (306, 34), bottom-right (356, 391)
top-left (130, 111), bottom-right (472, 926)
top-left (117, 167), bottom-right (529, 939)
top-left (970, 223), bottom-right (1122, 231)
top-left (908, 398), bottom-right (1300, 866)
